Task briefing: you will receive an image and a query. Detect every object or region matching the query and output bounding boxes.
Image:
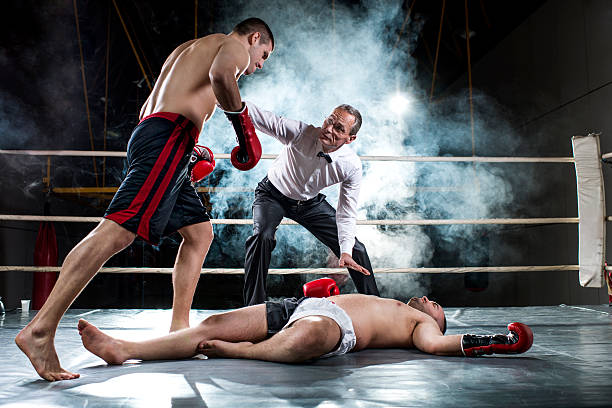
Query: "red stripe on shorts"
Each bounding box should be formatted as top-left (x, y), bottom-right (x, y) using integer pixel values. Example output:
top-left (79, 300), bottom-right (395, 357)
top-left (106, 120), bottom-right (187, 241)
top-left (137, 122), bottom-right (190, 239)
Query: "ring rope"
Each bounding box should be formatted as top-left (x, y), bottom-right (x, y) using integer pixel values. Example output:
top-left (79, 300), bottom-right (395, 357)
top-left (47, 186), bottom-right (503, 194)
top-left (0, 149), bottom-right (575, 163)
top-left (0, 215), bottom-right (581, 225)
top-left (0, 265), bottom-right (580, 274)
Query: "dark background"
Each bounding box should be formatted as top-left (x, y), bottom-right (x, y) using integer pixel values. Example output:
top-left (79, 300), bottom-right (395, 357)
top-left (1, 0), bottom-right (608, 310)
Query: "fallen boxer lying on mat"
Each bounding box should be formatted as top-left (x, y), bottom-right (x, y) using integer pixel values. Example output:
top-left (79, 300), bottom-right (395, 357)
top-left (79, 284), bottom-right (532, 366)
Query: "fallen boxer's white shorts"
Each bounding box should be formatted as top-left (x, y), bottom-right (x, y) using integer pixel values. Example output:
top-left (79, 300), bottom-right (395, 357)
top-left (283, 297), bottom-right (356, 358)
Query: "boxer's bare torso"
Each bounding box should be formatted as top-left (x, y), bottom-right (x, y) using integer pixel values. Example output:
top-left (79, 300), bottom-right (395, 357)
top-left (140, 34), bottom-right (247, 131)
top-left (330, 294), bottom-right (431, 351)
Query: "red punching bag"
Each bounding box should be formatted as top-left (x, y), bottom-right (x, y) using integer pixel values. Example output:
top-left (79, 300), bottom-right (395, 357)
top-left (33, 221), bottom-right (59, 310)
top-left (605, 262), bottom-right (612, 305)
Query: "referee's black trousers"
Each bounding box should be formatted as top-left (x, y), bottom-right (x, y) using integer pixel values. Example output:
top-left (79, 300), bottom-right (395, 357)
top-left (244, 177), bottom-right (380, 306)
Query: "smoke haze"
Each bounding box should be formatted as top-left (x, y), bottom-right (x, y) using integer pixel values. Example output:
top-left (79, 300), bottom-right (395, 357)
top-left (0, 0), bottom-right (528, 300)
top-left (192, 0), bottom-right (522, 298)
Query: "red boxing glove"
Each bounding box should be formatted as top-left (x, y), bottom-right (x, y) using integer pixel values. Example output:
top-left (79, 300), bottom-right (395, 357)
top-left (303, 278), bottom-right (340, 298)
top-left (225, 103), bottom-right (262, 171)
top-left (189, 145), bottom-right (215, 183)
top-left (461, 322), bottom-right (533, 357)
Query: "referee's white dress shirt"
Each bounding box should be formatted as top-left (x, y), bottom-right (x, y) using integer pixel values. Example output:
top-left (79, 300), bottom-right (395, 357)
top-left (246, 102), bottom-right (362, 255)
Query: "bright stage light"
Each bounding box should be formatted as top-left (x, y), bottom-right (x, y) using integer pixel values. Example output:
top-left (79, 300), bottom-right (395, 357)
top-left (389, 93), bottom-right (411, 115)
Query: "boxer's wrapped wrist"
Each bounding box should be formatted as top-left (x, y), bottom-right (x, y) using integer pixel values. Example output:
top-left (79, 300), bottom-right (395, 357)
top-left (222, 102), bottom-right (247, 115)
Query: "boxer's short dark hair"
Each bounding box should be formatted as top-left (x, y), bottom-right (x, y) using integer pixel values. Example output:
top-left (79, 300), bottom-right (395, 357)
top-left (233, 18), bottom-right (274, 49)
top-left (336, 104), bottom-right (362, 135)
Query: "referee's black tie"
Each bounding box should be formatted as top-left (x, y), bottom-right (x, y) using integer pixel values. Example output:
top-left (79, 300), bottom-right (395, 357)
top-left (317, 151), bottom-right (332, 163)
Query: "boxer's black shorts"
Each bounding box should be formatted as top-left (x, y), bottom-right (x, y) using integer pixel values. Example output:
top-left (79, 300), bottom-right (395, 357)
top-left (105, 112), bottom-right (210, 245)
top-left (265, 297), bottom-right (307, 337)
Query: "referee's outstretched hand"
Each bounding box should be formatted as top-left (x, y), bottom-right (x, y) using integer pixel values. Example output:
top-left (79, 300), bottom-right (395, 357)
top-left (338, 253), bottom-right (370, 275)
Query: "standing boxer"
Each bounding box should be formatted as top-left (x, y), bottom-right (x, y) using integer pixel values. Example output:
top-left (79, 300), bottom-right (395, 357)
top-left (242, 102), bottom-right (380, 306)
top-left (16, 17), bottom-right (274, 381)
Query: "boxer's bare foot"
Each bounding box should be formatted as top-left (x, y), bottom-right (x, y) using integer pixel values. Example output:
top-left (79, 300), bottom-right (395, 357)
top-left (15, 325), bottom-right (80, 381)
top-left (78, 319), bottom-right (129, 365)
top-left (197, 340), bottom-right (254, 359)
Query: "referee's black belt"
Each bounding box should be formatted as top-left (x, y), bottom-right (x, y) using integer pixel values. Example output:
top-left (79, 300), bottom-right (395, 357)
top-left (263, 177), bottom-right (318, 206)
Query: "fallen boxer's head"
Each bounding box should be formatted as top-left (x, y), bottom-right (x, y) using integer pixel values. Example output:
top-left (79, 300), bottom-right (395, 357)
top-left (408, 296), bottom-right (447, 334)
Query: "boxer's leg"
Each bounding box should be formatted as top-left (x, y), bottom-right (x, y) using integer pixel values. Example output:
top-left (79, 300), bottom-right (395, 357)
top-left (244, 184), bottom-right (285, 305)
top-left (294, 197), bottom-right (379, 295)
top-left (79, 303), bottom-right (268, 364)
top-left (170, 221), bottom-right (213, 331)
top-left (200, 316), bottom-right (341, 363)
top-left (150, 124), bottom-right (208, 332)
top-left (15, 219), bottom-right (136, 381)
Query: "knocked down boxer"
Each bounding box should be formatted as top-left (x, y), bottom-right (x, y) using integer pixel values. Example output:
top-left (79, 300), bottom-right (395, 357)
top-left (79, 291), bottom-right (533, 366)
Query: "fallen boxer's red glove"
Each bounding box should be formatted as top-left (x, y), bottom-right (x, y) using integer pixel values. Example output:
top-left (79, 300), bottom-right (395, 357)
top-left (303, 278), bottom-right (339, 298)
top-left (461, 322), bottom-right (533, 357)
top-left (189, 145), bottom-right (215, 182)
top-left (225, 103), bottom-right (262, 171)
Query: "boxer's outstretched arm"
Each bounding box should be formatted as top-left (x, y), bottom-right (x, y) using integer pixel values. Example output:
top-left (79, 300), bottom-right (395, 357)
top-left (413, 320), bottom-right (534, 357)
top-left (412, 320), bottom-right (463, 356)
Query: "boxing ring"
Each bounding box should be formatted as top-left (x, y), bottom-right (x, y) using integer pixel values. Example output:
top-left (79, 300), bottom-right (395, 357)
top-left (1, 135), bottom-right (612, 407)
top-left (0, 134), bottom-right (608, 287)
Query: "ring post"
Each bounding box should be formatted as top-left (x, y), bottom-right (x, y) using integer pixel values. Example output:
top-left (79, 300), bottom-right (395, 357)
top-left (572, 133), bottom-right (606, 288)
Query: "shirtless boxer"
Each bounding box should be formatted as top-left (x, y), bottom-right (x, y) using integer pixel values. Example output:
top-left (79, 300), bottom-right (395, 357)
top-left (78, 294), bottom-right (533, 365)
top-left (16, 17), bottom-right (274, 381)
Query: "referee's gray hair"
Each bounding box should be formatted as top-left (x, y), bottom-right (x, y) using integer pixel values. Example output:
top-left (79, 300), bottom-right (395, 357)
top-left (335, 104), bottom-right (362, 135)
